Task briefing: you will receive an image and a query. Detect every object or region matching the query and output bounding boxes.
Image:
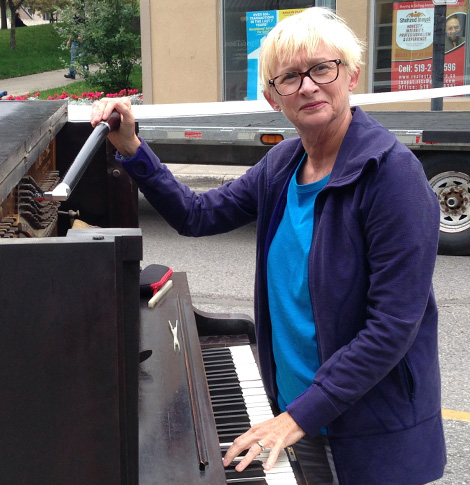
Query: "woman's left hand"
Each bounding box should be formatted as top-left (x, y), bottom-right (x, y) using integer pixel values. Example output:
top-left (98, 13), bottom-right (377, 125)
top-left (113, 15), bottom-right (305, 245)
top-left (90, 97), bottom-right (141, 157)
top-left (222, 411), bottom-right (305, 472)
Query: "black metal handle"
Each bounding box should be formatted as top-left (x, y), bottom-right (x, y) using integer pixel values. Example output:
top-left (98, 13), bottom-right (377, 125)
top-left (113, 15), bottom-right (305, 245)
top-left (61, 110), bottom-right (121, 194)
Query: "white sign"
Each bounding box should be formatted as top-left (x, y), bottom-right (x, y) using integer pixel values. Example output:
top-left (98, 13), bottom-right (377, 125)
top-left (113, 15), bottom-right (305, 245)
top-left (395, 7), bottom-right (434, 51)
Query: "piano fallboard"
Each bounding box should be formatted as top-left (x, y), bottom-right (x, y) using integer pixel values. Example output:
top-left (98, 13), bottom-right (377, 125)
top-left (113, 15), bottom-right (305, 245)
top-left (139, 273), bottom-right (226, 484)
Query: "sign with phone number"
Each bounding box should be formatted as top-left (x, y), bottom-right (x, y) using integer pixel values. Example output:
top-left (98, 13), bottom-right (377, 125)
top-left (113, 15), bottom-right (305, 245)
top-left (392, 45), bottom-right (464, 90)
top-left (391, 0), bottom-right (467, 91)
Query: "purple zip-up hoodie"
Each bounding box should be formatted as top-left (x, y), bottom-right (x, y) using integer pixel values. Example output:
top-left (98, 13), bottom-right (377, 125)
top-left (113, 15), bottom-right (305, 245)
top-left (120, 107), bottom-right (446, 484)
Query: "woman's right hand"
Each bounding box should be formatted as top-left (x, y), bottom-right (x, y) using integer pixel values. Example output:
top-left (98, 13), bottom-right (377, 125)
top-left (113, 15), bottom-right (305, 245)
top-left (91, 97), bottom-right (141, 158)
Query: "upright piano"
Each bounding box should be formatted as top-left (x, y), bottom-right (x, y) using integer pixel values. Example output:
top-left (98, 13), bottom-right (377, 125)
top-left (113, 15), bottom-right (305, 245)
top-left (0, 102), bottom-right (304, 484)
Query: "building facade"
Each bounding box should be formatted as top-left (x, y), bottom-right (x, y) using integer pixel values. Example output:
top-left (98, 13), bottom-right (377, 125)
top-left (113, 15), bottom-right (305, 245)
top-left (140, 0), bottom-right (470, 110)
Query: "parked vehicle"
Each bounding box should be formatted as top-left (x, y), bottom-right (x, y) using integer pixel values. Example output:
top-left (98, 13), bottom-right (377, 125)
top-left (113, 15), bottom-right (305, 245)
top-left (68, 93), bottom-right (470, 255)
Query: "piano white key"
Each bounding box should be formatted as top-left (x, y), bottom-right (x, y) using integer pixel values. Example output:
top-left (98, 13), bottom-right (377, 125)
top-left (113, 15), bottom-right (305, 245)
top-left (246, 413), bottom-right (274, 423)
top-left (241, 386), bottom-right (268, 397)
top-left (235, 380), bottom-right (265, 389)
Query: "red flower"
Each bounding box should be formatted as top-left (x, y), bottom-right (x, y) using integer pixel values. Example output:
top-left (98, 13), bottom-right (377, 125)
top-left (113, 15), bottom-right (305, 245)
top-left (0, 88), bottom-right (142, 102)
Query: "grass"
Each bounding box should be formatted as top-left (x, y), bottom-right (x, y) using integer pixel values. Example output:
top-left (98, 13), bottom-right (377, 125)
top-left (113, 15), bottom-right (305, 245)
top-left (0, 23), bottom-right (142, 97)
top-left (0, 23), bottom-right (69, 79)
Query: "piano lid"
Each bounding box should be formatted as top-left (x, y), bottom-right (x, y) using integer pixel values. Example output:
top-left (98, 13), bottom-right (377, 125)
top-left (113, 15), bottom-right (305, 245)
top-left (0, 100), bottom-right (67, 204)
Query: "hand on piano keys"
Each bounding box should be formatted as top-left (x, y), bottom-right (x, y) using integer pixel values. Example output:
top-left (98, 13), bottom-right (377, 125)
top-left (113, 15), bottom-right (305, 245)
top-left (222, 410), bottom-right (305, 474)
top-left (203, 345), bottom-right (305, 480)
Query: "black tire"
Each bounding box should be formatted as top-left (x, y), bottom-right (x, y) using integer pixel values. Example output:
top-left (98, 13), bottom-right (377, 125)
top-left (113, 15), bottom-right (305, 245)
top-left (419, 151), bottom-right (470, 256)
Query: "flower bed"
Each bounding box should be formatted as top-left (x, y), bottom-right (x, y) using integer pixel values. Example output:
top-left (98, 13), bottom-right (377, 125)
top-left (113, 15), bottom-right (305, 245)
top-left (1, 89), bottom-right (143, 104)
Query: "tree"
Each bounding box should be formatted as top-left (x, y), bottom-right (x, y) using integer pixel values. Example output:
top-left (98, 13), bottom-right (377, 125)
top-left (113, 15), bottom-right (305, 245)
top-left (8, 0), bottom-right (24, 49)
top-left (55, 0), bottom-right (141, 92)
top-left (1, 0), bottom-right (8, 29)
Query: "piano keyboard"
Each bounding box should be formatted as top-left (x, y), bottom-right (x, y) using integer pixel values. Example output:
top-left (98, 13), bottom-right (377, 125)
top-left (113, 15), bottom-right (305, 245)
top-left (202, 345), bottom-right (300, 485)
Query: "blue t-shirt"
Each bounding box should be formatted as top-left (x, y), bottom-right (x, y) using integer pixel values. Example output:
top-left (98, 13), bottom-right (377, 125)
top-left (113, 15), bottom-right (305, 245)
top-left (267, 156), bottom-right (329, 419)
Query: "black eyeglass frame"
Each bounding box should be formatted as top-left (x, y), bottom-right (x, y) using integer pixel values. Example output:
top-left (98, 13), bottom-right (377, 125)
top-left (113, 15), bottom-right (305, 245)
top-left (268, 59), bottom-right (343, 96)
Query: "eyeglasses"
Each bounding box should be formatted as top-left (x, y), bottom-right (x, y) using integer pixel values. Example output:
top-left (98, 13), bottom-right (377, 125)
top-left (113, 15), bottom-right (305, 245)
top-left (269, 59), bottom-right (343, 96)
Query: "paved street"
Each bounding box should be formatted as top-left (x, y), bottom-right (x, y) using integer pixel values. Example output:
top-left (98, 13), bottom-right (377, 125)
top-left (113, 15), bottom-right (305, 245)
top-left (139, 186), bottom-right (470, 484)
top-left (432, 256), bottom-right (470, 484)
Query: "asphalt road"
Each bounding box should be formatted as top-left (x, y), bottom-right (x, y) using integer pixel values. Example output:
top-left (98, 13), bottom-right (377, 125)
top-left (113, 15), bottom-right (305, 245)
top-left (138, 188), bottom-right (470, 485)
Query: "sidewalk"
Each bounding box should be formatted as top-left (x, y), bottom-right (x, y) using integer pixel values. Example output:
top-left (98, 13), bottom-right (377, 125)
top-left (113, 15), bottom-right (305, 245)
top-left (0, 67), bottom-right (97, 97)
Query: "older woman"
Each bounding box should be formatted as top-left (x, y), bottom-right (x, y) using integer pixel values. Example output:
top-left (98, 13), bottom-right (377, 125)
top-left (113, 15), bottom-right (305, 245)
top-left (91, 7), bottom-right (445, 485)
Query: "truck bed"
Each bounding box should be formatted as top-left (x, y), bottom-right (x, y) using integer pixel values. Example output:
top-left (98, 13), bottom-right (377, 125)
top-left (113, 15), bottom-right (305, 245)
top-left (137, 110), bottom-right (470, 165)
top-left (140, 110), bottom-right (469, 131)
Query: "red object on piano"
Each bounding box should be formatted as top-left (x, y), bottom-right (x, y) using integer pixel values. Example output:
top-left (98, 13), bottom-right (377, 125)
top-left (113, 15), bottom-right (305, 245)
top-left (140, 264), bottom-right (173, 296)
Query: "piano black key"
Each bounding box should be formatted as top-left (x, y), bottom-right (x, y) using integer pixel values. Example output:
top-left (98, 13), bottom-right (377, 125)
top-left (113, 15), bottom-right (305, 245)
top-left (209, 386), bottom-right (242, 403)
top-left (226, 479), bottom-right (267, 484)
top-left (225, 460), bottom-right (265, 479)
top-left (214, 414), bottom-right (251, 425)
top-left (209, 386), bottom-right (244, 398)
top-left (203, 357), bottom-right (236, 366)
top-left (211, 399), bottom-right (246, 410)
top-left (217, 428), bottom-right (251, 440)
top-left (207, 376), bottom-right (241, 387)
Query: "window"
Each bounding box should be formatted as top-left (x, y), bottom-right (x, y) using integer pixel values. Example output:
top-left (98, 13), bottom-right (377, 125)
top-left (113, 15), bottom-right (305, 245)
top-left (222, 1), bottom-right (336, 100)
top-left (372, 0), bottom-right (469, 92)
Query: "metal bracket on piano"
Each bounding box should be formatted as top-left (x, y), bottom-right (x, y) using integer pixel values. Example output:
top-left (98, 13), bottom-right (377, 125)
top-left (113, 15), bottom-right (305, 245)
top-left (41, 182), bottom-right (71, 201)
top-left (168, 319), bottom-right (180, 352)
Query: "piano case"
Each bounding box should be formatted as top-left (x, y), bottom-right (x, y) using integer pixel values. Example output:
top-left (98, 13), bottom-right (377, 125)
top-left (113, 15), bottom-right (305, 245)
top-left (0, 228), bottom-right (142, 485)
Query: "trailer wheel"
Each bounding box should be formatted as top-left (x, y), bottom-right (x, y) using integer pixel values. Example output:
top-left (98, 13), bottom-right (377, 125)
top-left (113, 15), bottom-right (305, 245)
top-left (420, 152), bottom-right (470, 255)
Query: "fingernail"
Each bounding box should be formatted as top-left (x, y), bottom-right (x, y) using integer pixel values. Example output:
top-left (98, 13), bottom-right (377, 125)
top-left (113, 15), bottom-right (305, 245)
top-left (264, 463), bottom-right (272, 471)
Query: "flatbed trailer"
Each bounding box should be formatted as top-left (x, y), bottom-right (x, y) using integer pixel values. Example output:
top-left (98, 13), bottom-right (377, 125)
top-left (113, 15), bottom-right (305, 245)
top-left (136, 109), bottom-right (470, 256)
top-left (67, 101), bottom-right (470, 255)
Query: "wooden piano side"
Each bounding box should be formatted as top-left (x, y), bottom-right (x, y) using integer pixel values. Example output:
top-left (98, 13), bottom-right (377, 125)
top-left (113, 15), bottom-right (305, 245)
top-left (0, 228), bottom-right (142, 485)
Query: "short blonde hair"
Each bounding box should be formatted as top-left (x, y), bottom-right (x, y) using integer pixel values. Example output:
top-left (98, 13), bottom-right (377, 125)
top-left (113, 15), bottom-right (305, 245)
top-left (259, 7), bottom-right (365, 92)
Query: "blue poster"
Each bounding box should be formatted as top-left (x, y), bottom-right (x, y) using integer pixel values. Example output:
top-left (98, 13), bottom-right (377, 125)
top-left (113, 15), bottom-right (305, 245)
top-left (246, 10), bottom-right (277, 100)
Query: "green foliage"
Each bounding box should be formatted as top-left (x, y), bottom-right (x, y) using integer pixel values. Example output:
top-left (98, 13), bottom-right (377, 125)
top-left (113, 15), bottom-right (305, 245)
top-left (55, 0), bottom-right (141, 92)
top-left (0, 23), bottom-right (69, 78)
top-left (23, 0), bottom-right (68, 19)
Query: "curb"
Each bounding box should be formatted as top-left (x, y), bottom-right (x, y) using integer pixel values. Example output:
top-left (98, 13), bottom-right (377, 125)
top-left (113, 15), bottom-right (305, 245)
top-left (175, 173), bottom-right (240, 188)
top-left (166, 164), bottom-right (247, 190)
